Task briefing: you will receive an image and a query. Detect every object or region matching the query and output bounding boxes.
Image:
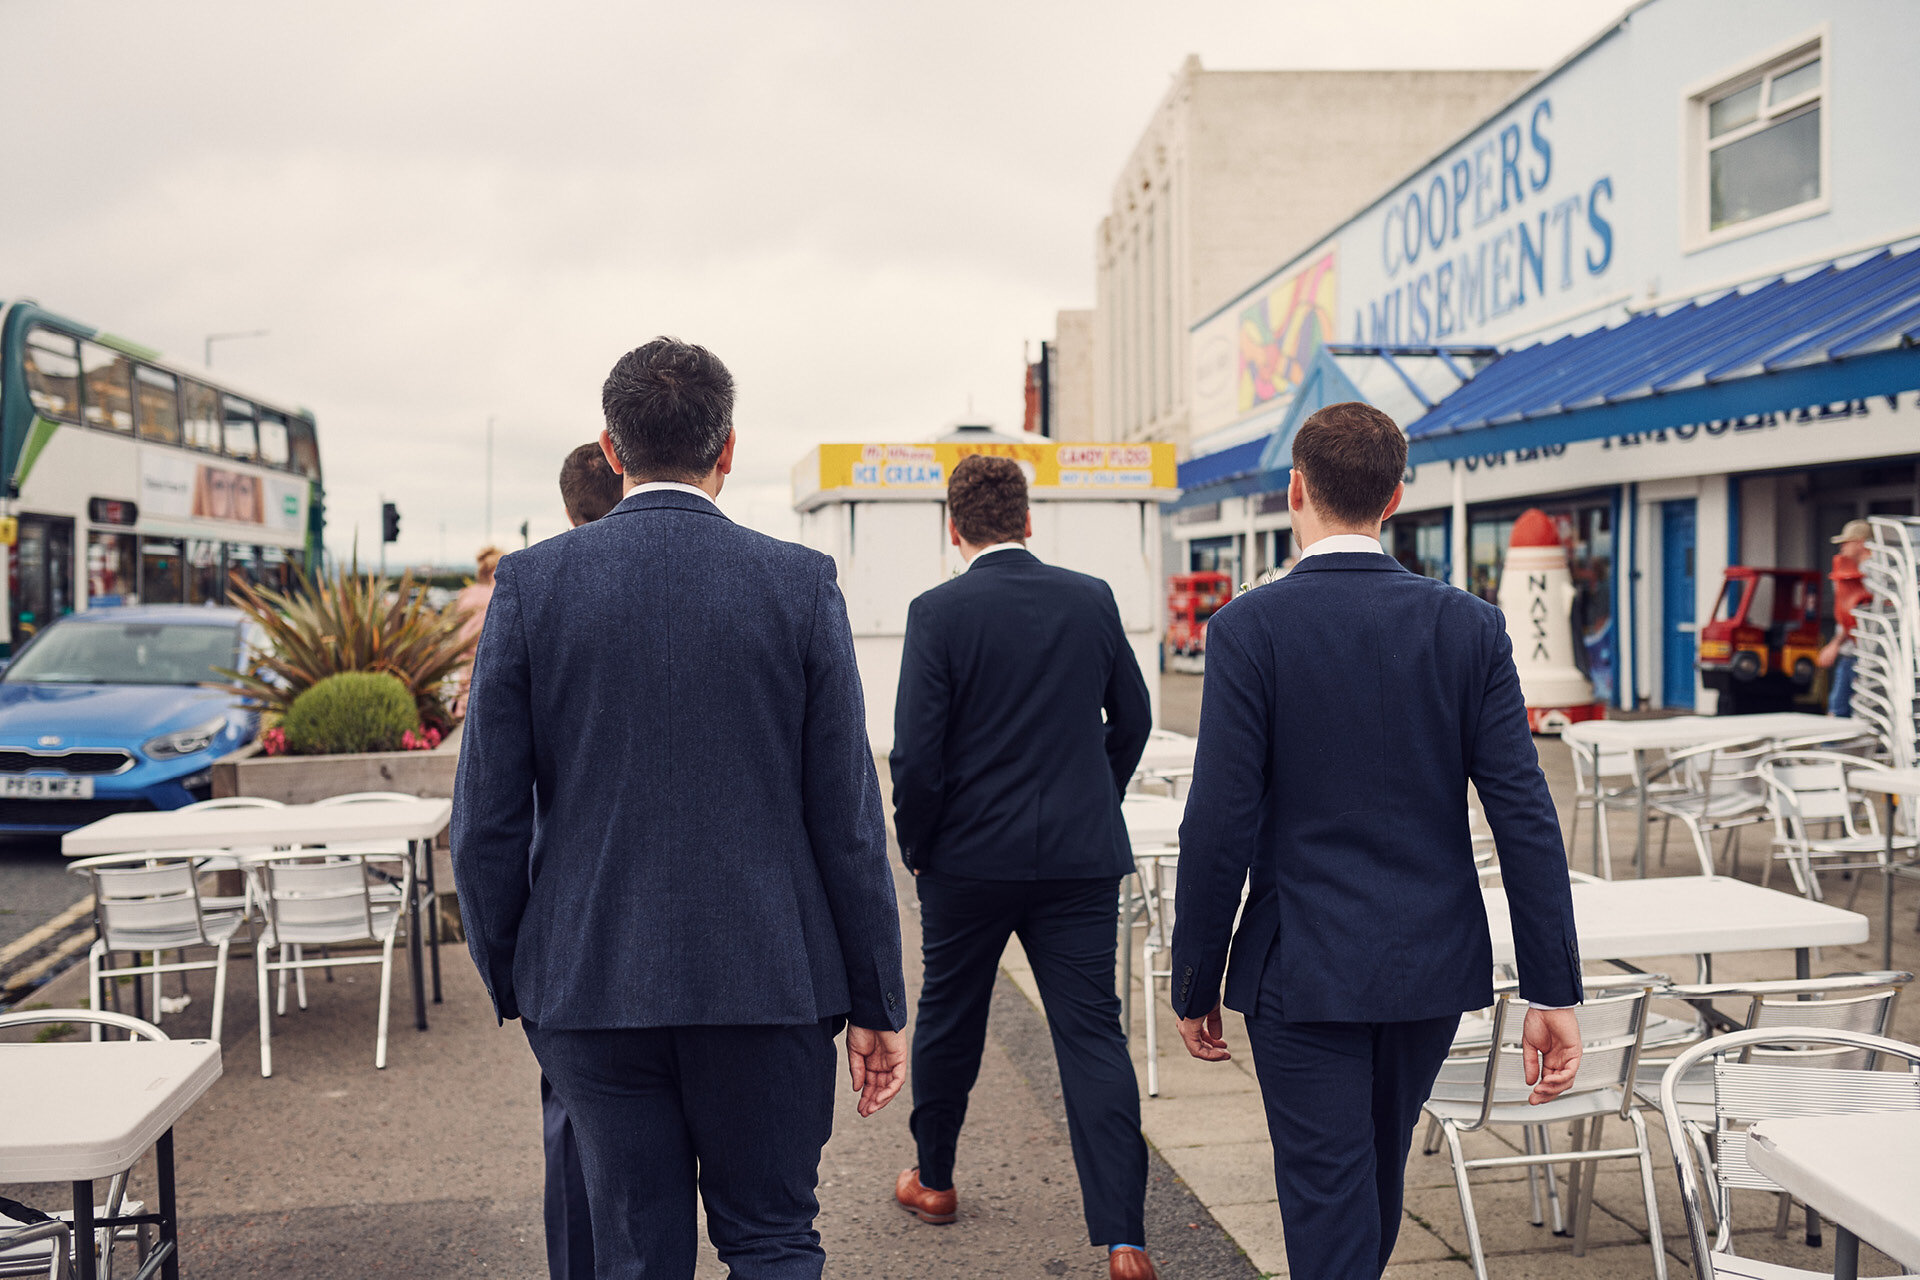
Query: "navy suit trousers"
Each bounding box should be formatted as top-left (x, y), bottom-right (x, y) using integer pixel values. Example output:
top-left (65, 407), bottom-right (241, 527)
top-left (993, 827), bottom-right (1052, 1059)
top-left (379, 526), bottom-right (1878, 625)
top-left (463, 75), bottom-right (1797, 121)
top-left (540, 1074), bottom-right (594, 1280)
top-left (909, 873), bottom-right (1146, 1246)
top-left (526, 1018), bottom-right (840, 1280)
top-left (1244, 1004), bottom-right (1460, 1279)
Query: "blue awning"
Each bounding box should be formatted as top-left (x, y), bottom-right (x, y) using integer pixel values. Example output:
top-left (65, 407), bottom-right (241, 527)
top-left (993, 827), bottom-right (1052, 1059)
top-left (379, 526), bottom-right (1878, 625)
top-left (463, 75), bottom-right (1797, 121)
top-left (1405, 243), bottom-right (1920, 462)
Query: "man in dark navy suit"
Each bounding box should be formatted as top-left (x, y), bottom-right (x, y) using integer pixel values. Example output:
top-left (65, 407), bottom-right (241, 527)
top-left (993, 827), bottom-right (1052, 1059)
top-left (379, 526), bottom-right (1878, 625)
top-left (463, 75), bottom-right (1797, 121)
top-left (889, 455), bottom-right (1159, 1280)
top-left (454, 339), bottom-right (909, 1280)
top-left (1169, 402), bottom-right (1585, 1280)
top-left (529, 440), bottom-right (626, 1280)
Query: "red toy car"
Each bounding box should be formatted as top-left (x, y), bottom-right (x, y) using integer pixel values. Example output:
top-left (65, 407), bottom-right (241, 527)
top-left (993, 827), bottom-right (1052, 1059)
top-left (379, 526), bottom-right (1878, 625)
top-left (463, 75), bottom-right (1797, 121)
top-left (1697, 566), bottom-right (1822, 714)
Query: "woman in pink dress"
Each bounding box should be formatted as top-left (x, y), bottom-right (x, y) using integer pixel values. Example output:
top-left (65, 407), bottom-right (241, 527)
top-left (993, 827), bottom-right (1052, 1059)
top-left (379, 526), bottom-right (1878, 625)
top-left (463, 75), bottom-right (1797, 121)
top-left (453, 546), bottom-right (502, 717)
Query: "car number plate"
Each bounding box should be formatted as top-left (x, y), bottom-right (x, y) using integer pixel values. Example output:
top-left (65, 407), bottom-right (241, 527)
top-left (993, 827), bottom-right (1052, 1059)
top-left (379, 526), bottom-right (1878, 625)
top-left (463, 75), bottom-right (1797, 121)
top-left (0, 776), bottom-right (94, 799)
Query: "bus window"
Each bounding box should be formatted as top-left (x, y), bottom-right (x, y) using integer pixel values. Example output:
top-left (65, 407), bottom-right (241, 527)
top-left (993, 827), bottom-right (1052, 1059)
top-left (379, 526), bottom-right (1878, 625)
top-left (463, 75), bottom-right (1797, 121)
top-left (80, 342), bottom-right (135, 433)
top-left (180, 380), bottom-right (221, 451)
top-left (257, 412), bottom-right (290, 467)
top-left (186, 539), bottom-right (224, 604)
top-left (87, 532), bottom-right (139, 606)
top-left (135, 366), bottom-right (182, 444)
top-left (23, 329), bottom-right (81, 421)
top-left (140, 538), bottom-right (184, 604)
top-left (287, 417), bottom-right (321, 479)
top-left (222, 396), bottom-right (257, 459)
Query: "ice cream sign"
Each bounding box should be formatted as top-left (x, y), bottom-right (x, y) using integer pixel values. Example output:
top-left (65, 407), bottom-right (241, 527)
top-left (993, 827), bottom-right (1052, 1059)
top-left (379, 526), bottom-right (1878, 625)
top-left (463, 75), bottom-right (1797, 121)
top-left (792, 441), bottom-right (1178, 509)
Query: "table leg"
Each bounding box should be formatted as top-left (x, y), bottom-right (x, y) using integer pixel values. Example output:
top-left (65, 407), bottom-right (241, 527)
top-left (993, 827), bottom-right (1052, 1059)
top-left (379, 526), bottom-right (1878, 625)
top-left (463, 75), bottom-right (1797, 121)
top-left (1885, 796), bottom-right (1897, 972)
top-left (425, 837), bottom-right (443, 1004)
top-left (158, 1127), bottom-right (180, 1280)
top-left (407, 840), bottom-right (428, 1032)
top-left (1636, 751), bottom-right (1650, 879)
top-left (1834, 1223), bottom-right (1859, 1280)
top-left (1796, 948), bottom-right (1810, 981)
top-left (72, 1180), bottom-right (95, 1280)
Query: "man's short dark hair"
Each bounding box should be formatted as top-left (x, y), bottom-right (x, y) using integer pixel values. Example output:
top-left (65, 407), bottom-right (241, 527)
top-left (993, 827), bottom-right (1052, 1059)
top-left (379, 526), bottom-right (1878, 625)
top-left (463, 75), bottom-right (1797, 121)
top-left (947, 455), bottom-right (1029, 546)
top-left (601, 338), bottom-right (735, 483)
top-left (1290, 401), bottom-right (1407, 526)
top-left (560, 441), bottom-right (624, 525)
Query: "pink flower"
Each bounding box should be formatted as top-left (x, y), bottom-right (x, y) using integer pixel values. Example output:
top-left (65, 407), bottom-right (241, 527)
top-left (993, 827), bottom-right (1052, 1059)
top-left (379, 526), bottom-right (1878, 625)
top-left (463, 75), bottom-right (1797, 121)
top-left (261, 726), bottom-right (287, 757)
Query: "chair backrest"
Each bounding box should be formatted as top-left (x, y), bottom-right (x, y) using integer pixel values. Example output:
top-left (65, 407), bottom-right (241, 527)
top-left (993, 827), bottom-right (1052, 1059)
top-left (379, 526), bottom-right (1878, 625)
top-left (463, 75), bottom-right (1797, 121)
top-left (1668, 974), bottom-right (1910, 1069)
top-left (1760, 751), bottom-right (1871, 833)
top-left (1659, 1027), bottom-right (1920, 1271)
top-left (259, 854), bottom-right (385, 938)
top-left (0, 1008), bottom-right (167, 1040)
top-left (1571, 739), bottom-right (1636, 783)
top-left (72, 855), bottom-right (210, 943)
top-left (180, 795), bottom-right (285, 810)
top-left (1477, 982), bottom-right (1653, 1121)
top-left (312, 791), bottom-right (417, 805)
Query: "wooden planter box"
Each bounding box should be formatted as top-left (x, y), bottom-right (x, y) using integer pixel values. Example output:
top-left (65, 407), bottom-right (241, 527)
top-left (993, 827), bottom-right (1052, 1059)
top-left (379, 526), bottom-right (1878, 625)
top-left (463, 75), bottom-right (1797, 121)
top-left (211, 724), bottom-right (463, 804)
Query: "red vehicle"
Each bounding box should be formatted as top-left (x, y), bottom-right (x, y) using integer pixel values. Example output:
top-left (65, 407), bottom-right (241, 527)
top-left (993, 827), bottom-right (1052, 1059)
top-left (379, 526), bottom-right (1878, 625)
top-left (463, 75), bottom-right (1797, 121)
top-left (1167, 572), bottom-right (1232, 658)
top-left (1698, 566), bottom-right (1822, 714)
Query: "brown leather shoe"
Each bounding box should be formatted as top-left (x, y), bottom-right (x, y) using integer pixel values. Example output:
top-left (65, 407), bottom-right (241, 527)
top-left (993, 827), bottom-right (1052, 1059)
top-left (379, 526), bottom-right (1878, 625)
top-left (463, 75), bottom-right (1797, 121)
top-left (1109, 1246), bottom-right (1158, 1280)
top-left (895, 1167), bottom-right (957, 1224)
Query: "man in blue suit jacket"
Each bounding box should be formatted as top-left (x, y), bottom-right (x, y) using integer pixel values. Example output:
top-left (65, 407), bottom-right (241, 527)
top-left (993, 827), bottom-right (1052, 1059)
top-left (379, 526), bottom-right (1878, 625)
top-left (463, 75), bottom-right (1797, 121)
top-left (454, 338), bottom-right (909, 1280)
top-left (1169, 402), bottom-right (1584, 1280)
top-left (889, 456), bottom-right (1159, 1280)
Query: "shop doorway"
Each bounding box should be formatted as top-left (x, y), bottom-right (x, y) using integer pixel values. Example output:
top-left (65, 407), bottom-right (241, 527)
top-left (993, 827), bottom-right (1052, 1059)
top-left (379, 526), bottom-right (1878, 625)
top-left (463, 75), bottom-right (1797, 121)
top-left (1661, 500), bottom-right (1697, 709)
top-left (14, 514), bottom-right (75, 643)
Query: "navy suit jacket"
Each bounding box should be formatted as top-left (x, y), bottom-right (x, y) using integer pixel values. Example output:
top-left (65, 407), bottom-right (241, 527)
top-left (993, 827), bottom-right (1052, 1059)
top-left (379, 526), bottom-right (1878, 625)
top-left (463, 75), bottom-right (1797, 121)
top-left (1169, 551), bottom-right (1582, 1024)
top-left (452, 489), bottom-right (907, 1033)
top-left (889, 548), bottom-right (1152, 880)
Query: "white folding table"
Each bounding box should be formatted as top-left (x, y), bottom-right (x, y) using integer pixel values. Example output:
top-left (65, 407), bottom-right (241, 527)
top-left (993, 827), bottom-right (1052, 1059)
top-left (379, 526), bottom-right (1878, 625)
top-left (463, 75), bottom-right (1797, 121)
top-left (62, 800), bottom-right (454, 1031)
top-left (1748, 1112), bottom-right (1920, 1279)
top-left (1562, 714), bottom-right (1864, 878)
top-left (1483, 874), bottom-right (1871, 980)
top-left (1134, 731), bottom-right (1198, 782)
top-left (0, 1038), bottom-right (222, 1280)
top-left (1848, 768), bottom-right (1920, 969)
top-left (1120, 793), bottom-right (1186, 848)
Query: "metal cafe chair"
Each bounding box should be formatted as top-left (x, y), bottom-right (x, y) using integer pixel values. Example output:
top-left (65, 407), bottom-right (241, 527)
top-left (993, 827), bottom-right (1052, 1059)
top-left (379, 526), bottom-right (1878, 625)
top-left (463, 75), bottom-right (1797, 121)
top-left (252, 850), bottom-right (409, 1077)
top-left (1659, 1026), bottom-right (1920, 1280)
top-left (1650, 736), bottom-right (1774, 876)
top-left (1134, 847), bottom-right (1181, 1097)
top-left (1760, 753), bottom-right (1917, 903)
top-left (0, 1009), bottom-right (170, 1280)
top-left (1566, 737), bottom-right (1642, 880)
top-left (1421, 976), bottom-right (1668, 1280)
top-left (66, 853), bottom-right (248, 1043)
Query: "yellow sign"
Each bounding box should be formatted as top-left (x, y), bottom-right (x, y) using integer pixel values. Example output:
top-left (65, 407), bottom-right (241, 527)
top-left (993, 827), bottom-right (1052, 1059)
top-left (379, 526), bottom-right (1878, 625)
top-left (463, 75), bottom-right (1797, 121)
top-left (795, 441), bottom-right (1177, 508)
top-left (0, 517), bottom-right (16, 547)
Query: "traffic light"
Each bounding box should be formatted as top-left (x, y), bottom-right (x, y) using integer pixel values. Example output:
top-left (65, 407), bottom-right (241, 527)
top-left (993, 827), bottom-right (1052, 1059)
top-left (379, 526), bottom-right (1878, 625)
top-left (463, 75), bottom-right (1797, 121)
top-left (381, 502), bottom-right (400, 544)
top-left (518, 519), bottom-right (530, 548)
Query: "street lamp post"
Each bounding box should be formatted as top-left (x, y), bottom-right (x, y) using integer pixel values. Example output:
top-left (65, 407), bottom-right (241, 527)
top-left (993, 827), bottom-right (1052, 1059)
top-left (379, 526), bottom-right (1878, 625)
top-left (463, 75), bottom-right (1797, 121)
top-left (203, 329), bottom-right (269, 368)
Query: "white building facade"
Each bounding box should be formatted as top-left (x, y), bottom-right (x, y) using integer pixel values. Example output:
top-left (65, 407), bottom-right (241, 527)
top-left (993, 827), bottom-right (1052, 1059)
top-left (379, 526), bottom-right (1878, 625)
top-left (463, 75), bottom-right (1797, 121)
top-left (1172, 0), bottom-right (1920, 712)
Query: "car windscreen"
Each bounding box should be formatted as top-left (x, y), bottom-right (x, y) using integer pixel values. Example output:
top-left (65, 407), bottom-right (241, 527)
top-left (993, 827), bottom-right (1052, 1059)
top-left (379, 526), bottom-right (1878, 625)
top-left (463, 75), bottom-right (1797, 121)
top-left (4, 622), bottom-right (238, 686)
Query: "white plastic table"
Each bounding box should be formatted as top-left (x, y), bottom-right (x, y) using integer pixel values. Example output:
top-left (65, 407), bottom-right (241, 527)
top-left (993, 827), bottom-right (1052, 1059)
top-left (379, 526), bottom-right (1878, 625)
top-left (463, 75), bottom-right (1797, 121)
top-left (1483, 875), bottom-right (1870, 978)
top-left (62, 800), bottom-right (453, 1031)
top-left (1563, 714), bottom-right (1864, 877)
top-left (1748, 1112), bottom-right (1920, 1279)
top-left (1848, 768), bottom-right (1920, 969)
top-left (1135, 731), bottom-right (1198, 778)
top-left (0, 1038), bottom-right (222, 1280)
top-left (1121, 793), bottom-right (1186, 848)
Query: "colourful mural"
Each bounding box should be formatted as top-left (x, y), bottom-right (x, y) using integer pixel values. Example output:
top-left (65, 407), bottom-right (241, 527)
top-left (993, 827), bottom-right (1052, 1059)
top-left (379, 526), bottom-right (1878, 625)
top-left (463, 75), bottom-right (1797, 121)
top-left (1237, 251), bottom-right (1338, 413)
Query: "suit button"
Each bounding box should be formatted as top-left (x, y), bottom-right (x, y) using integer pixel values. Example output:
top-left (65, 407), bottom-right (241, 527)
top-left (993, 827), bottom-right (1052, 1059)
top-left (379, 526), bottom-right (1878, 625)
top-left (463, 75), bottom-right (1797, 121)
top-left (886, 992), bottom-right (898, 1007)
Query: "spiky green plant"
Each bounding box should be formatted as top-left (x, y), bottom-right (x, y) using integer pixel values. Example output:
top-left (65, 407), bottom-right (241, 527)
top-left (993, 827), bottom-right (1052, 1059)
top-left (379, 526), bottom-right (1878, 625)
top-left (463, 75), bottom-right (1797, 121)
top-left (217, 563), bottom-right (476, 734)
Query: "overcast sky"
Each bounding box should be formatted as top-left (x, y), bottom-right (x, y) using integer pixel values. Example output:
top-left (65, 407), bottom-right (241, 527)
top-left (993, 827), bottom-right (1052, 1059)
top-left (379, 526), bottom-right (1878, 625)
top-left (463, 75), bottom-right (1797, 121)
top-left (3, 0), bottom-right (1629, 563)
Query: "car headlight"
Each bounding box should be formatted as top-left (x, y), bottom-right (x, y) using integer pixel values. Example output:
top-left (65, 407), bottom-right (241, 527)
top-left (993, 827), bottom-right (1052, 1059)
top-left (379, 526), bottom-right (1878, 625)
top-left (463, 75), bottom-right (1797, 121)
top-left (143, 716), bottom-right (230, 760)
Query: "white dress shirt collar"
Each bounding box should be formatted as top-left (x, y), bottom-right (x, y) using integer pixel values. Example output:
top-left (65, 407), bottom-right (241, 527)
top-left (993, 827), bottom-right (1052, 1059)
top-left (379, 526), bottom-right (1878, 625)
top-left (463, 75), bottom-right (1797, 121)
top-left (1294, 532), bottom-right (1386, 562)
top-left (963, 542), bottom-right (1029, 571)
top-left (628, 480), bottom-right (719, 508)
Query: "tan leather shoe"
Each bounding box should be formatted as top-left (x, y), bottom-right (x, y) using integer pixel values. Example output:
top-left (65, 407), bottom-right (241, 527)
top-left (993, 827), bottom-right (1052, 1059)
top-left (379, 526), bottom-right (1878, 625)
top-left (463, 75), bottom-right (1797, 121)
top-left (895, 1167), bottom-right (957, 1224)
top-left (1109, 1246), bottom-right (1159, 1280)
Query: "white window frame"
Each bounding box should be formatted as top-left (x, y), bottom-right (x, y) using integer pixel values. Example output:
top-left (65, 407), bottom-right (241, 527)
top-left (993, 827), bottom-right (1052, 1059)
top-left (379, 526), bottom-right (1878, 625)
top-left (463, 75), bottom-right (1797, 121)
top-left (1680, 25), bottom-right (1830, 253)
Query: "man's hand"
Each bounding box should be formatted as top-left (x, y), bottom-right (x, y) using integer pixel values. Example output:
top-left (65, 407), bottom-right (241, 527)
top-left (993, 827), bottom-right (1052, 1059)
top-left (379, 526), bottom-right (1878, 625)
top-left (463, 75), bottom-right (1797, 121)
top-left (1521, 1007), bottom-right (1582, 1105)
top-left (846, 1025), bottom-right (907, 1117)
top-left (1177, 1004), bottom-right (1232, 1063)
top-left (1817, 638), bottom-right (1841, 669)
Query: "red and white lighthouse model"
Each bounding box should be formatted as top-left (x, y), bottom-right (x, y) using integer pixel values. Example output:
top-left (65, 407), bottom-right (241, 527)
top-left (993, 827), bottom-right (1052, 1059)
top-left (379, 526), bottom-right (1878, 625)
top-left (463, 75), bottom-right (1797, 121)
top-left (1496, 509), bottom-right (1606, 734)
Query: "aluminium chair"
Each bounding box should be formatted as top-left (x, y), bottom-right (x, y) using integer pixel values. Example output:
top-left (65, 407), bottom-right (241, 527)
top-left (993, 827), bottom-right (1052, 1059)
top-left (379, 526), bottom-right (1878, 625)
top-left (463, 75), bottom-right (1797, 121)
top-left (1567, 738), bottom-right (1641, 879)
top-left (0, 1009), bottom-right (171, 1280)
top-left (1134, 847), bottom-right (1180, 1097)
top-left (1760, 753), bottom-right (1917, 903)
top-left (1422, 976), bottom-right (1668, 1280)
top-left (1659, 1026), bottom-right (1920, 1279)
top-left (67, 854), bottom-right (246, 1043)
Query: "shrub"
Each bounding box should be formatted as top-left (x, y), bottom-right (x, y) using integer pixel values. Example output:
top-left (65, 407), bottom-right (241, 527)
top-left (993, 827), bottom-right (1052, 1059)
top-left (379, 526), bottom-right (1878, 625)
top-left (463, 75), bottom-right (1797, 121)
top-left (219, 561), bottom-right (474, 733)
top-left (282, 672), bottom-right (419, 756)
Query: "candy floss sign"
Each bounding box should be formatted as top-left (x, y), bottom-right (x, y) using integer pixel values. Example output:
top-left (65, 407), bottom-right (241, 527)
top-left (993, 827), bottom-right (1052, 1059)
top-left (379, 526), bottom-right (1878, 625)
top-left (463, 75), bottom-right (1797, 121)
top-left (798, 442), bottom-right (1178, 500)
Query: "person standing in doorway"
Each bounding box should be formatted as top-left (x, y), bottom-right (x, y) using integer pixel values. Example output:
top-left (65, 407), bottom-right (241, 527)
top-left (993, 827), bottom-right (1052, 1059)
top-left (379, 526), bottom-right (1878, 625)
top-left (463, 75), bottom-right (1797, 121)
top-left (1819, 518), bottom-right (1872, 717)
top-left (1169, 402), bottom-right (1584, 1280)
top-left (889, 455), bottom-right (1159, 1280)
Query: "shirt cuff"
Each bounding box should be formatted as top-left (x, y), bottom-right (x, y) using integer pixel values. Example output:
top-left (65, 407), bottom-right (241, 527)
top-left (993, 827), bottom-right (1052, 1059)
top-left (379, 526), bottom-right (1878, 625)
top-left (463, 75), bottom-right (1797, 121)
top-left (1528, 1002), bottom-right (1576, 1010)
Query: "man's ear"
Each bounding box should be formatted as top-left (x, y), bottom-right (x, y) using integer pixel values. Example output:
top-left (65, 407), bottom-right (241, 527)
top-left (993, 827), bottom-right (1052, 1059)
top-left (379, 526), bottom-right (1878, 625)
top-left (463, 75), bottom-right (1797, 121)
top-left (1023, 510), bottom-right (1033, 540)
top-left (1380, 480), bottom-right (1405, 521)
top-left (715, 428), bottom-right (737, 477)
top-left (949, 518), bottom-right (962, 548)
top-left (599, 428), bottom-right (623, 475)
top-left (1287, 468), bottom-right (1306, 513)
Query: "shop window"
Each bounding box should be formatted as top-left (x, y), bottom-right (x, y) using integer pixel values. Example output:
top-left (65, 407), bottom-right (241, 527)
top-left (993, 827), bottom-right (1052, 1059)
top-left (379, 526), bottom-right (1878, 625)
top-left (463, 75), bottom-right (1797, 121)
top-left (180, 380), bottom-right (222, 451)
top-left (87, 532), bottom-right (139, 606)
top-left (256, 411), bottom-right (291, 467)
top-left (222, 396), bottom-right (257, 460)
top-left (23, 328), bottom-right (81, 421)
top-left (140, 538), bottom-right (185, 604)
top-left (135, 366), bottom-right (181, 444)
top-left (1691, 39), bottom-right (1824, 242)
top-left (79, 341), bottom-right (135, 433)
top-left (186, 539), bottom-right (224, 604)
top-left (1389, 514), bottom-right (1449, 581)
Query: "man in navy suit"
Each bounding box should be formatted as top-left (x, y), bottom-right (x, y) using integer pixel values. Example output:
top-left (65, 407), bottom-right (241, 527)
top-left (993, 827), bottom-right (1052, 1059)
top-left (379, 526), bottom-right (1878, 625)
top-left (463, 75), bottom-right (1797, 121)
top-left (454, 338), bottom-right (909, 1280)
top-left (889, 456), bottom-right (1159, 1280)
top-left (1169, 402), bottom-right (1584, 1280)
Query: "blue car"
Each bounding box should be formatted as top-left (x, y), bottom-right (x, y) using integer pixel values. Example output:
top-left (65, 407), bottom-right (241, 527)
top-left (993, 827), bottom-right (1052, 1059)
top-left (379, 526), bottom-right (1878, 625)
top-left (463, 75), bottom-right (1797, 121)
top-left (0, 606), bottom-right (261, 834)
